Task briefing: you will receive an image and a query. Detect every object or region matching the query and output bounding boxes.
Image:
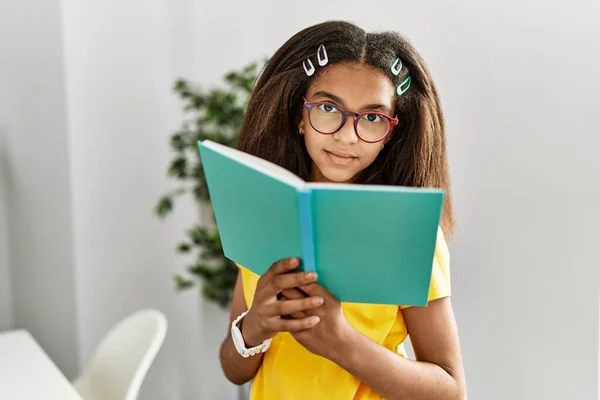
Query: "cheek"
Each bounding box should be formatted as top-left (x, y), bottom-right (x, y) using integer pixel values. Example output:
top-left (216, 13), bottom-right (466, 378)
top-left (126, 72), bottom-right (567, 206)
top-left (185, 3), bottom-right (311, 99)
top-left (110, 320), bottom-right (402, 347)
top-left (303, 126), bottom-right (326, 153)
top-left (360, 144), bottom-right (383, 165)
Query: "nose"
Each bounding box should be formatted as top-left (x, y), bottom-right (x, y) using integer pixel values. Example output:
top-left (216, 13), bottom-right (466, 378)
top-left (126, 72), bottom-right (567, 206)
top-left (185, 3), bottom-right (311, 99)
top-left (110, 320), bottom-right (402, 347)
top-left (332, 114), bottom-right (359, 145)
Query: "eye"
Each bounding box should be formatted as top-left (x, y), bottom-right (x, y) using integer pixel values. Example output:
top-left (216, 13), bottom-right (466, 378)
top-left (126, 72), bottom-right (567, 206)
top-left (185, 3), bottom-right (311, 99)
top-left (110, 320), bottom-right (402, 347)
top-left (362, 113), bottom-right (383, 123)
top-left (317, 103), bottom-right (338, 113)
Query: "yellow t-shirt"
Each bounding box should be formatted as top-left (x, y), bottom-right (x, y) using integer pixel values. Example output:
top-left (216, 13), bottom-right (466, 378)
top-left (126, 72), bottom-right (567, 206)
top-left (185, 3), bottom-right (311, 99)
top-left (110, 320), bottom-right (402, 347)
top-left (239, 227), bottom-right (451, 400)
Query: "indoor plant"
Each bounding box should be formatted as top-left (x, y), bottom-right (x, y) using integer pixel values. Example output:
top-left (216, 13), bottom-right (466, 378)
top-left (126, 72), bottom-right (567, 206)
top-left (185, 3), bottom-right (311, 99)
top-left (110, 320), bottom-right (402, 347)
top-left (155, 60), bottom-right (263, 308)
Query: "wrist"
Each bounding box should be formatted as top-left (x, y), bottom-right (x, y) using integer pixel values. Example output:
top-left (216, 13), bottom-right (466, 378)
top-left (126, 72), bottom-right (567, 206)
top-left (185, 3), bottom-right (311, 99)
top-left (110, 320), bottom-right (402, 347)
top-left (240, 310), bottom-right (266, 347)
top-left (231, 310), bottom-right (272, 358)
top-left (330, 324), bottom-right (362, 366)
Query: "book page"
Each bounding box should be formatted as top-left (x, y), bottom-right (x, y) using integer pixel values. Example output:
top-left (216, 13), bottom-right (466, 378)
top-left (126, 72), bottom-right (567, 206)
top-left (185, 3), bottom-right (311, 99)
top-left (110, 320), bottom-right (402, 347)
top-left (307, 182), bottom-right (444, 193)
top-left (201, 140), bottom-right (306, 188)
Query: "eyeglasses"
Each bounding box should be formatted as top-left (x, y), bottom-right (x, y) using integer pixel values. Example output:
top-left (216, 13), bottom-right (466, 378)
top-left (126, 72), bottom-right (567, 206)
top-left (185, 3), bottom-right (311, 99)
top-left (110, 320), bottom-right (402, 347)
top-left (303, 97), bottom-right (398, 143)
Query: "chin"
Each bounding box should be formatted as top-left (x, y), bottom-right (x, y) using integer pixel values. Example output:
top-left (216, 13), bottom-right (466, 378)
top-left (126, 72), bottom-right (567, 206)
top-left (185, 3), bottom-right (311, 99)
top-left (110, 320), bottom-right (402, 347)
top-left (319, 168), bottom-right (358, 183)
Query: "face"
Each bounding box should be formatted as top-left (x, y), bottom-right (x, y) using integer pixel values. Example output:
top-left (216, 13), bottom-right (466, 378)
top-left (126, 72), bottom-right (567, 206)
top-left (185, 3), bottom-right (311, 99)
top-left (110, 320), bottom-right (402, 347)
top-left (299, 62), bottom-right (396, 183)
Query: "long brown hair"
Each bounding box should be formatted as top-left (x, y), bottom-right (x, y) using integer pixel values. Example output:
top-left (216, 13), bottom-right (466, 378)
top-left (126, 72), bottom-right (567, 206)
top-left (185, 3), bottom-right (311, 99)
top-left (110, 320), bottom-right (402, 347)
top-left (238, 20), bottom-right (454, 237)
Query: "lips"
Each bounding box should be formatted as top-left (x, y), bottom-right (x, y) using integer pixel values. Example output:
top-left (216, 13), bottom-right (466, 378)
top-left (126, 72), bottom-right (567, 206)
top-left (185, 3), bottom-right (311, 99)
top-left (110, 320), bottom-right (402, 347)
top-left (326, 149), bottom-right (357, 158)
top-left (325, 149), bottom-right (357, 166)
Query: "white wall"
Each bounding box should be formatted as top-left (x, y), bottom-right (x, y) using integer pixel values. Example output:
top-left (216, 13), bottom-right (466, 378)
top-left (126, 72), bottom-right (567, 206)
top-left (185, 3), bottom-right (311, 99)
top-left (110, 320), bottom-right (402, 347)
top-left (1, 0), bottom-right (598, 399)
top-left (60, 0), bottom-right (238, 398)
top-left (0, 0), bottom-right (80, 377)
top-left (441, 2), bottom-right (600, 397)
top-left (0, 125), bottom-right (12, 332)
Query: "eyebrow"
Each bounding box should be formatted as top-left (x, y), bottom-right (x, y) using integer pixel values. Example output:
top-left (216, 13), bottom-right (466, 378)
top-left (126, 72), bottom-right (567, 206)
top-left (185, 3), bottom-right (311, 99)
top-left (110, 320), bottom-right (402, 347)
top-left (312, 90), bottom-right (392, 114)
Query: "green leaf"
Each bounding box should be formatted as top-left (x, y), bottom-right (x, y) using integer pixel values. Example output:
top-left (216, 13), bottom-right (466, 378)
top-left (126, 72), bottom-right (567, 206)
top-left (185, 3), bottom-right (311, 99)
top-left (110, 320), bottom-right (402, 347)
top-left (177, 243), bottom-right (191, 253)
top-left (154, 196), bottom-right (173, 218)
top-left (168, 157), bottom-right (188, 179)
top-left (173, 79), bottom-right (188, 93)
top-left (189, 163), bottom-right (204, 180)
top-left (188, 263), bottom-right (215, 279)
top-left (193, 183), bottom-right (209, 202)
top-left (206, 227), bottom-right (219, 240)
top-left (170, 133), bottom-right (188, 152)
top-left (187, 226), bottom-right (219, 247)
top-left (192, 94), bottom-right (206, 109)
top-left (174, 275), bottom-right (194, 291)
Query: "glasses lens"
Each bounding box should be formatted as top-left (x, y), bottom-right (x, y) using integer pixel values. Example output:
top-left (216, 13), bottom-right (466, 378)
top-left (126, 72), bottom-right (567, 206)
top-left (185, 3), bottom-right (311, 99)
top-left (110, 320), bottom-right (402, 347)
top-left (357, 113), bottom-right (391, 142)
top-left (309, 103), bottom-right (343, 133)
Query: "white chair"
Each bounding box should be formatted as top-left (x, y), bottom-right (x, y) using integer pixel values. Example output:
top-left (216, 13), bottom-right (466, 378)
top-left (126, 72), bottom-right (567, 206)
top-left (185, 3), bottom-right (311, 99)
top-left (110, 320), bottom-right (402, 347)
top-left (72, 309), bottom-right (168, 400)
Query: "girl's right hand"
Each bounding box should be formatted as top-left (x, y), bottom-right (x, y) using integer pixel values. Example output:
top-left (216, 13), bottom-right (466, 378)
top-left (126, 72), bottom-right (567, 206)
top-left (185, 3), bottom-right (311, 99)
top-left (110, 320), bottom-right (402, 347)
top-left (241, 257), bottom-right (324, 347)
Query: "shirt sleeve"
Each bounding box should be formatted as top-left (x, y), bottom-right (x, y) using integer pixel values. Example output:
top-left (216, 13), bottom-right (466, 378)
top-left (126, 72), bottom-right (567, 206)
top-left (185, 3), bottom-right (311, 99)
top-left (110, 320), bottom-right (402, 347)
top-left (400, 226), bottom-right (451, 309)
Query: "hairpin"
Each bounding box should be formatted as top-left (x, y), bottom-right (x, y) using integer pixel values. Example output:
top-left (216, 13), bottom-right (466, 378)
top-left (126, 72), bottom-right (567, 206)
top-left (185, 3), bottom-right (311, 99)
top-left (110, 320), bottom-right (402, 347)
top-left (391, 57), bottom-right (402, 76)
top-left (396, 76), bottom-right (412, 96)
top-left (391, 57), bottom-right (411, 96)
top-left (303, 44), bottom-right (328, 76)
top-left (303, 59), bottom-right (315, 76)
top-left (317, 44), bottom-right (328, 66)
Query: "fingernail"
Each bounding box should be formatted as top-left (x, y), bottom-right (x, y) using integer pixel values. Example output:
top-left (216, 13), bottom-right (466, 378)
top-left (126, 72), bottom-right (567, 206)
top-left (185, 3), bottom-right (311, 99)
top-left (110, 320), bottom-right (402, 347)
top-left (310, 316), bottom-right (320, 325)
top-left (312, 297), bottom-right (323, 305)
top-left (305, 272), bottom-right (317, 280)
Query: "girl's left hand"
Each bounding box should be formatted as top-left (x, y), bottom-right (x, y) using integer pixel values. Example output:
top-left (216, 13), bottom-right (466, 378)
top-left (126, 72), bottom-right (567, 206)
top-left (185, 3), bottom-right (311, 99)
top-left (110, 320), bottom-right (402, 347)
top-left (281, 282), bottom-right (355, 361)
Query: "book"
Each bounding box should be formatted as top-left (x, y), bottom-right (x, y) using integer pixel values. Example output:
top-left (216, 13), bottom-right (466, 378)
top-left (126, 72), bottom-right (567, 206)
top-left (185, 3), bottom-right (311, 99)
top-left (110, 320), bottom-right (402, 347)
top-left (197, 140), bottom-right (445, 306)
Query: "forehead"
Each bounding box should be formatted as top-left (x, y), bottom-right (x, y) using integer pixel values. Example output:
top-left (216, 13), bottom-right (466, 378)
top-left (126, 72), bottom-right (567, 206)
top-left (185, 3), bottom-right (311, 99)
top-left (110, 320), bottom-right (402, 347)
top-left (306, 63), bottom-right (396, 109)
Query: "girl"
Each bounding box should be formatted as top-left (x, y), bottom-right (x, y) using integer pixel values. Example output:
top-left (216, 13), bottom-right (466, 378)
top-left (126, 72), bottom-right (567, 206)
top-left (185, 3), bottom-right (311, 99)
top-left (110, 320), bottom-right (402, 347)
top-left (219, 20), bottom-right (466, 400)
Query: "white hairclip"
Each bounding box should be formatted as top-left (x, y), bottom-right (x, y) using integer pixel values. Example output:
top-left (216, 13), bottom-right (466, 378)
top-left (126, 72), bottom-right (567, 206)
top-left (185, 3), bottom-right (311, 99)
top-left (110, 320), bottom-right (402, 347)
top-left (317, 44), bottom-right (328, 66)
top-left (302, 44), bottom-right (328, 76)
top-left (303, 59), bottom-right (315, 76)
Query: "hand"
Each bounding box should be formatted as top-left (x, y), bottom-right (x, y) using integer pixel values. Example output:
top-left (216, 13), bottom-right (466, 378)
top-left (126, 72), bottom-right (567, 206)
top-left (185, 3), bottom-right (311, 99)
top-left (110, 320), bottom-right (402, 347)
top-left (241, 258), bottom-right (324, 347)
top-left (283, 282), bottom-right (355, 361)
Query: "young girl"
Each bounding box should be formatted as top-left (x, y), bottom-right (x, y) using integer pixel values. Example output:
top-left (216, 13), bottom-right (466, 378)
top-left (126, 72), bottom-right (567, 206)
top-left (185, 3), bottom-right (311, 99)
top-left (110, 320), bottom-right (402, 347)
top-left (219, 20), bottom-right (466, 400)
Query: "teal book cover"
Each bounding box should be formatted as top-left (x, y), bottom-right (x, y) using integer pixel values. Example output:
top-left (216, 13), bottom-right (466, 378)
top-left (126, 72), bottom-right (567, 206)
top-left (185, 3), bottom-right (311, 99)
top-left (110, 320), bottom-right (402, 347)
top-left (197, 140), bottom-right (444, 306)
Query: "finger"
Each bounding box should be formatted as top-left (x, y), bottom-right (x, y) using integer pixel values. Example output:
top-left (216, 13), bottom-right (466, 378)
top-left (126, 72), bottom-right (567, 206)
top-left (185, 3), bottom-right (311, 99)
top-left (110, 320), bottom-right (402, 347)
top-left (298, 283), bottom-right (340, 307)
top-left (281, 311), bottom-right (308, 319)
top-left (268, 271), bottom-right (317, 297)
top-left (280, 288), bottom-right (308, 300)
top-left (258, 258), bottom-right (301, 297)
top-left (265, 296), bottom-right (323, 318)
top-left (278, 289), bottom-right (309, 319)
top-left (268, 315), bottom-right (320, 332)
top-left (297, 282), bottom-right (323, 296)
top-left (282, 310), bottom-right (309, 319)
top-left (263, 257), bottom-right (301, 279)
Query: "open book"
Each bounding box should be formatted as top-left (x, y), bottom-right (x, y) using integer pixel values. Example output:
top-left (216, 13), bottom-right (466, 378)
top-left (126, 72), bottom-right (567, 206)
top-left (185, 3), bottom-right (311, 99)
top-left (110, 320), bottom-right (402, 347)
top-left (197, 140), bottom-right (445, 306)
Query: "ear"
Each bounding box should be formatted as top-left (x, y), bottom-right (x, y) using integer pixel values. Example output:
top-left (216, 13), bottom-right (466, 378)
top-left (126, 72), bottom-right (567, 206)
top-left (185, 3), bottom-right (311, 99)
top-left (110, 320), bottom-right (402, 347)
top-left (298, 118), bottom-right (305, 135)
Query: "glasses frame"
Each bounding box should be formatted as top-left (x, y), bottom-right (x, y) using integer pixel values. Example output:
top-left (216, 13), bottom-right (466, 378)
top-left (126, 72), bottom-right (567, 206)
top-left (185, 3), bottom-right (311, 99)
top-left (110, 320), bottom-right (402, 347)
top-left (302, 97), bottom-right (399, 143)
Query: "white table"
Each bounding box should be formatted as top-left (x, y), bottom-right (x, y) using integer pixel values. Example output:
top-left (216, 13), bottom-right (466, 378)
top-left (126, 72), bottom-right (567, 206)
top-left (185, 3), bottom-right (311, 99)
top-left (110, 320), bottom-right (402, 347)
top-left (0, 329), bottom-right (82, 400)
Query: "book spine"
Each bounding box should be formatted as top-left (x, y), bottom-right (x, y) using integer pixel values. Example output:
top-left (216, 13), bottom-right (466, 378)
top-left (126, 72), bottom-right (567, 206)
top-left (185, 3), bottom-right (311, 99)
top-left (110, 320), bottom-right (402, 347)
top-left (297, 189), bottom-right (315, 273)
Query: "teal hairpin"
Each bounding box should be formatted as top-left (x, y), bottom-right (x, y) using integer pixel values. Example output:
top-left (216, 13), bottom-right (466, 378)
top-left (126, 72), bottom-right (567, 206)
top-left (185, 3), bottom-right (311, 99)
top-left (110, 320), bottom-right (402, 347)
top-left (391, 57), bottom-right (411, 95)
top-left (396, 76), bottom-right (411, 96)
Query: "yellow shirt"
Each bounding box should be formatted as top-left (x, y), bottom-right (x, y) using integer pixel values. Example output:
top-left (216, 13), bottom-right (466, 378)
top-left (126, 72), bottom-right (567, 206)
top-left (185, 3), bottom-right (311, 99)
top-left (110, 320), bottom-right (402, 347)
top-left (239, 227), bottom-right (451, 400)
